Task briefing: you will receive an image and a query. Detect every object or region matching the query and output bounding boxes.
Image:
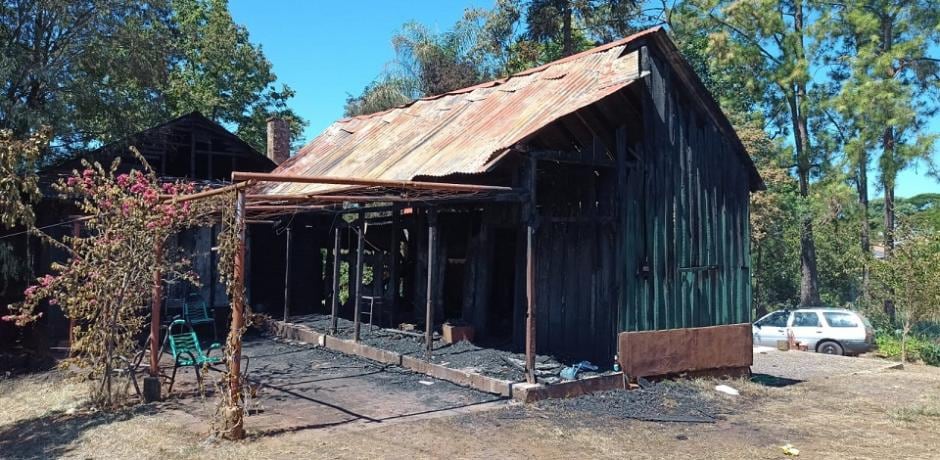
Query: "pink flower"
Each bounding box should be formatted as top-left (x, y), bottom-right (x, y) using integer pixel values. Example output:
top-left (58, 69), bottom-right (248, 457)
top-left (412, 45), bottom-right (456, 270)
top-left (82, 168), bottom-right (94, 179)
top-left (23, 286), bottom-right (37, 298)
top-left (39, 275), bottom-right (54, 287)
top-left (116, 174), bottom-right (130, 188)
top-left (66, 177), bottom-right (78, 186)
top-left (130, 182), bottom-right (147, 194)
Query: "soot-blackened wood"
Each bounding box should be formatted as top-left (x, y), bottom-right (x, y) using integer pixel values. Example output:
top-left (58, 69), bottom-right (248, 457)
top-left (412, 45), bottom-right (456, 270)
top-left (330, 228), bottom-right (341, 334)
top-left (523, 154), bottom-right (538, 384)
top-left (425, 209), bottom-right (438, 359)
top-left (388, 206), bottom-right (400, 320)
top-left (353, 212), bottom-right (364, 341)
top-left (615, 126), bottom-right (627, 333)
top-left (150, 239), bottom-right (163, 377)
top-left (283, 223), bottom-right (292, 322)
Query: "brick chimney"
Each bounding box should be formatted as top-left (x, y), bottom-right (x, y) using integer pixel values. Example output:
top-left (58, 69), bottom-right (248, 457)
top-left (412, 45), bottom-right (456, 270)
top-left (266, 117), bottom-right (291, 165)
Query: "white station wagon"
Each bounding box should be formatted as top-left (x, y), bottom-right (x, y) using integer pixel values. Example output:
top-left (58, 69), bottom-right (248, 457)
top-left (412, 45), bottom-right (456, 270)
top-left (753, 308), bottom-right (875, 356)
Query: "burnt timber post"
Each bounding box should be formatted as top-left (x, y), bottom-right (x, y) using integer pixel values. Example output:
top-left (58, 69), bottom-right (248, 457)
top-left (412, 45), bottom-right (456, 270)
top-left (229, 188), bottom-right (247, 438)
top-left (68, 219), bottom-right (81, 356)
top-left (330, 226), bottom-right (341, 335)
top-left (524, 155), bottom-right (538, 384)
top-left (388, 205), bottom-right (400, 319)
top-left (282, 222), bottom-right (292, 322)
top-left (353, 212), bottom-right (365, 341)
top-left (425, 208), bottom-right (438, 359)
top-left (144, 238), bottom-right (163, 402)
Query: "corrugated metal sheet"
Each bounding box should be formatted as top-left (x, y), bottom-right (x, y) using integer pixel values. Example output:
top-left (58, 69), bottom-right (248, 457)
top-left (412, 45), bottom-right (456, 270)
top-left (258, 32), bottom-right (649, 196)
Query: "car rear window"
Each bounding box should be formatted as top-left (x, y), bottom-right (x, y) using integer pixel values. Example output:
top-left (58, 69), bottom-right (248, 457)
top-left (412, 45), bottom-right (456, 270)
top-left (823, 312), bottom-right (859, 328)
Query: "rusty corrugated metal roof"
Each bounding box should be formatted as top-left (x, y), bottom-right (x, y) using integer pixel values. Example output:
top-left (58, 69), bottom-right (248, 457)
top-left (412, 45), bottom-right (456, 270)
top-left (257, 29), bottom-right (660, 196)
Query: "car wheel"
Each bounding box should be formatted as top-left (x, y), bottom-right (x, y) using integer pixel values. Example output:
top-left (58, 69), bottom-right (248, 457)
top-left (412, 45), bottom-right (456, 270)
top-left (817, 341), bottom-right (844, 356)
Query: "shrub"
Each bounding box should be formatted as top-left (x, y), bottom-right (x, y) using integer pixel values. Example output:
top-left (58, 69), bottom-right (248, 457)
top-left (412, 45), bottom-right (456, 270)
top-left (875, 329), bottom-right (940, 366)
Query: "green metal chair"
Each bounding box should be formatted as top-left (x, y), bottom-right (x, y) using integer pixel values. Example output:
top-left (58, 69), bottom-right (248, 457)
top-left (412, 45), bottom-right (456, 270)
top-left (166, 319), bottom-right (222, 393)
top-left (183, 294), bottom-right (217, 341)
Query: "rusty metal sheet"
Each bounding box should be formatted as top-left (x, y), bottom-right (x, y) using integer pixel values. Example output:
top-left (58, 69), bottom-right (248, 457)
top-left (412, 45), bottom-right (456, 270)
top-left (618, 323), bottom-right (753, 378)
top-left (256, 29), bottom-right (659, 196)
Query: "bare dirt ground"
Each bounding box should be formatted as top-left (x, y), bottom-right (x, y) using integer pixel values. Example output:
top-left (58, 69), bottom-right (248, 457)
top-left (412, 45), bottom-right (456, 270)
top-left (2, 339), bottom-right (939, 459)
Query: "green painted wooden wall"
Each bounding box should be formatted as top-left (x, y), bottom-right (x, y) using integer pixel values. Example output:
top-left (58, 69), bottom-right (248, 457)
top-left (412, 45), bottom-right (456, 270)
top-left (619, 46), bottom-right (753, 332)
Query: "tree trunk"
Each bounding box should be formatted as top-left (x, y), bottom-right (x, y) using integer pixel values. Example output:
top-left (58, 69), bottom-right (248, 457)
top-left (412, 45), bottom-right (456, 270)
top-left (562, 1), bottom-right (573, 56)
top-left (858, 156), bottom-right (872, 305)
top-left (788, 3), bottom-right (822, 308)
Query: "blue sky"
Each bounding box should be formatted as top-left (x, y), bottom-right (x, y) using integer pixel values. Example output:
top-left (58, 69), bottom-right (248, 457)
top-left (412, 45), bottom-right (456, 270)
top-left (229, 0), bottom-right (938, 198)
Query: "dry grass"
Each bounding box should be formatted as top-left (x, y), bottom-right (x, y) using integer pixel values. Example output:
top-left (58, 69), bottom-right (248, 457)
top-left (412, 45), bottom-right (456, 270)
top-left (2, 362), bottom-right (940, 459)
top-left (0, 372), bottom-right (87, 426)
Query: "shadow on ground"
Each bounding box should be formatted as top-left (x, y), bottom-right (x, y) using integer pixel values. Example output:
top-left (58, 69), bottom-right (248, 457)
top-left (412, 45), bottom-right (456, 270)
top-left (0, 405), bottom-right (159, 459)
top-left (750, 373), bottom-right (803, 387)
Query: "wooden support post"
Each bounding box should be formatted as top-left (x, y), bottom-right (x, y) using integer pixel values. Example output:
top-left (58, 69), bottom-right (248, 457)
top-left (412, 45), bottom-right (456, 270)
top-left (388, 206), bottom-right (400, 318)
top-left (209, 225), bottom-right (217, 311)
top-left (353, 213), bottom-right (365, 341)
top-left (524, 155), bottom-right (538, 384)
top-left (228, 188), bottom-right (247, 439)
top-left (425, 209), bottom-right (438, 360)
top-left (525, 225), bottom-right (536, 384)
top-left (143, 238), bottom-right (164, 402)
top-left (282, 223), bottom-right (292, 322)
top-left (330, 227), bottom-right (341, 334)
top-left (149, 239), bottom-right (163, 377)
top-left (68, 219), bottom-right (81, 356)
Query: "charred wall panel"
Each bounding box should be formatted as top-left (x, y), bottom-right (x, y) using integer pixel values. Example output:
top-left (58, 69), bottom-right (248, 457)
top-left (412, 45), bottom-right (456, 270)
top-left (619, 45), bottom-right (752, 333)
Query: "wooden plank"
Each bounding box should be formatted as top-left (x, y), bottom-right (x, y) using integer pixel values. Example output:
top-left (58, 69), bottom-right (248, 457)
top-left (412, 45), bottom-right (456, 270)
top-left (426, 209), bottom-right (438, 359)
top-left (330, 228), bottom-right (341, 334)
top-left (353, 213), bottom-right (364, 341)
top-left (283, 224), bottom-right (292, 322)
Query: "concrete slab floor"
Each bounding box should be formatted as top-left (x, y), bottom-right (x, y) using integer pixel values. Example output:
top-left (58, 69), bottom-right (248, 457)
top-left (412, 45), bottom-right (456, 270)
top-left (164, 335), bottom-right (507, 436)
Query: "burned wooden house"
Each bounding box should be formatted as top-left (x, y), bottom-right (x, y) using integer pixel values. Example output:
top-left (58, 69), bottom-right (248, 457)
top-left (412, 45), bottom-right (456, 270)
top-left (24, 112), bottom-right (282, 345)
top-left (234, 27), bottom-right (762, 380)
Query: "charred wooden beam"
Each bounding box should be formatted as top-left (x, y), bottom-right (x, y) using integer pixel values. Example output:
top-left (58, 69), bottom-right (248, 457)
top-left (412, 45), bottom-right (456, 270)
top-left (425, 208), bottom-right (438, 360)
top-left (232, 171), bottom-right (516, 193)
top-left (353, 213), bottom-right (365, 341)
top-left (523, 155), bottom-right (538, 385)
top-left (149, 239), bottom-right (163, 378)
top-left (330, 228), bottom-right (341, 335)
top-left (283, 223), bottom-right (292, 322)
top-left (529, 149), bottom-right (616, 168)
top-left (388, 206), bottom-right (400, 317)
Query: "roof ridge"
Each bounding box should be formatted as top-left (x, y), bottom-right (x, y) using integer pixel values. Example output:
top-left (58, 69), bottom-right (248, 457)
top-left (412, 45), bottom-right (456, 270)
top-left (339, 26), bottom-right (663, 123)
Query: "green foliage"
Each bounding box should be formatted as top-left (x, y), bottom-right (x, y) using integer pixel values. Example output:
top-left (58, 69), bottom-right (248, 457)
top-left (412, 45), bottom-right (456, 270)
top-left (876, 330), bottom-right (940, 366)
top-left (166, 0), bottom-right (306, 152)
top-left (344, 0), bottom-right (655, 116)
top-left (4, 152), bottom-right (223, 407)
top-left (0, 0), bottom-right (305, 157)
top-left (0, 128), bottom-right (48, 229)
top-left (871, 222), bottom-right (940, 362)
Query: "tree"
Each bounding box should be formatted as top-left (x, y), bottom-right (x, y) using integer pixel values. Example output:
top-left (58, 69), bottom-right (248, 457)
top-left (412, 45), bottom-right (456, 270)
top-left (684, 0), bottom-right (826, 307)
top-left (344, 76), bottom-right (415, 118)
top-left (0, 0), bottom-right (172, 150)
top-left (825, 1), bottom-right (939, 319)
top-left (165, 0), bottom-right (306, 152)
top-left (4, 153), bottom-right (219, 406)
top-left (524, 0), bottom-right (641, 57)
top-left (0, 0), bottom-right (306, 158)
top-left (828, 1), bottom-right (939, 258)
top-left (872, 222), bottom-right (940, 363)
top-left (0, 128), bottom-right (48, 294)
